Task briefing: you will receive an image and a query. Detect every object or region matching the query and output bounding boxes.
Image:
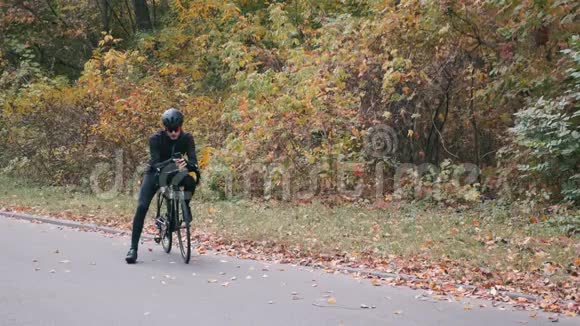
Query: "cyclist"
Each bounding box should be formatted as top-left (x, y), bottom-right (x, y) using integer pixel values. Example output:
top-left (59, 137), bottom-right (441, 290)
top-left (125, 108), bottom-right (199, 264)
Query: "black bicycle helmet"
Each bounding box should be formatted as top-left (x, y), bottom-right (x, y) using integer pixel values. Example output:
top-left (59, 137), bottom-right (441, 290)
top-left (161, 107), bottom-right (184, 129)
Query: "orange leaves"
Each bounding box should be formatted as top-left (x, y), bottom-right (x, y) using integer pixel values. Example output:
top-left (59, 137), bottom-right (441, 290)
top-left (198, 147), bottom-right (214, 169)
top-left (370, 279), bottom-right (381, 286)
top-left (238, 97), bottom-right (249, 114)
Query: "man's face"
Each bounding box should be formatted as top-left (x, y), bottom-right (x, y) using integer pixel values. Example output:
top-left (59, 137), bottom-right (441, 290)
top-left (165, 126), bottom-right (181, 140)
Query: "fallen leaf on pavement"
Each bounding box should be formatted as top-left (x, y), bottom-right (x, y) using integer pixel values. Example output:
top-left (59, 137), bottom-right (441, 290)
top-left (516, 297), bottom-right (528, 303)
top-left (207, 279), bottom-right (218, 283)
top-left (327, 297), bottom-right (337, 304)
top-left (394, 310), bottom-right (403, 315)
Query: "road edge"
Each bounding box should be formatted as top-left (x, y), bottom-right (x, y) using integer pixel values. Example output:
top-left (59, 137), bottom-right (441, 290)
top-left (0, 210), bottom-right (154, 240)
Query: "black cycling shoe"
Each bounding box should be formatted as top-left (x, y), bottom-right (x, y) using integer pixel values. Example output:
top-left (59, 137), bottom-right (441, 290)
top-left (125, 248), bottom-right (138, 264)
top-left (154, 235), bottom-right (161, 244)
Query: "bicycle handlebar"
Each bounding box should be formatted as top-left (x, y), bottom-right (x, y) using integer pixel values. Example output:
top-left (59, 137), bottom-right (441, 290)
top-left (153, 156), bottom-right (201, 183)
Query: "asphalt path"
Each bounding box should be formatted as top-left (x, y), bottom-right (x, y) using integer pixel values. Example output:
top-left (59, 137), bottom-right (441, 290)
top-left (0, 216), bottom-right (575, 326)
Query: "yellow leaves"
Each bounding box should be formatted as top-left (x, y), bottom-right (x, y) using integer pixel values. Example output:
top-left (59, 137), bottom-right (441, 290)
top-left (407, 129), bottom-right (414, 138)
top-left (159, 64), bottom-right (181, 76)
top-left (485, 232), bottom-right (493, 242)
top-left (98, 33), bottom-right (122, 47)
top-left (102, 50), bottom-right (126, 69)
top-left (438, 24), bottom-right (450, 35)
top-left (327, 297), bottom-right (337, 304)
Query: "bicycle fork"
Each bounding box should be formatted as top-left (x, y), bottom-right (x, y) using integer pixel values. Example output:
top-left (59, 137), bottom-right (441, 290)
top-left (179, 190), bottom-right (192, 224)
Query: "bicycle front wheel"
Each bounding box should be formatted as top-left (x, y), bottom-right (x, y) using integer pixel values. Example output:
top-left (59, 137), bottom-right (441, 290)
top-left (176, 198), bottom-right (191, 264)
top-left (157, 194), bottom-right (172, 253)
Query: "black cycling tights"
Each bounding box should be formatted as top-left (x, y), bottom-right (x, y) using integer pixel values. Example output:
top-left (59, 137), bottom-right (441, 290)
top-left (131, 172), bottom-right (196, 249)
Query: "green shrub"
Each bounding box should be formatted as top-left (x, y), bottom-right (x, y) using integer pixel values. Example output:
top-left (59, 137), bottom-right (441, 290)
top-left (509, 36), bottom-right (580, 205)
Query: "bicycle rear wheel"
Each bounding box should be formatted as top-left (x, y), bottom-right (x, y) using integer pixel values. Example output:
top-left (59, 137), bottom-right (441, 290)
top-left (176, 198), bottom-right (191, 264)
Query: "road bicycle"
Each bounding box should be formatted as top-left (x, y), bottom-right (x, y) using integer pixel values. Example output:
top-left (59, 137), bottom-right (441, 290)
top-left (152, 155), bottom-right (199, 264)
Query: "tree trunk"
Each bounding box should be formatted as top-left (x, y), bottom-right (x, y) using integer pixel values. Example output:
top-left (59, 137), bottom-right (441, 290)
top-left (469, 68), bottom-right (481, 183)
top-left (98, 0), bottom-right (110, 32)
top-left (132, 0), bottom-right (152, 31)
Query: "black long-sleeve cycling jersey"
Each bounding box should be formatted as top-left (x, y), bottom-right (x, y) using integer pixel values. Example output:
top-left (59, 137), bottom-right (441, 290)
top-left (146, 129), bottom-right (198, 174)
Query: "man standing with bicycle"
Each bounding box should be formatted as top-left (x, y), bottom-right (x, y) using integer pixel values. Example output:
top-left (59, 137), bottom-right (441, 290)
top-left (125, 108), bottom-right (199, 264)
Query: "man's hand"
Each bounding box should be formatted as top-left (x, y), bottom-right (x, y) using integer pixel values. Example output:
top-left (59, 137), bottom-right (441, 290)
top-left (175, 158), bottom-right (187, 171)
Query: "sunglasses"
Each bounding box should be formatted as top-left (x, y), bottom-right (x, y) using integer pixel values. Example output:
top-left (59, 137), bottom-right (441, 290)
top-left (166, 126), bottom-right (181, 133)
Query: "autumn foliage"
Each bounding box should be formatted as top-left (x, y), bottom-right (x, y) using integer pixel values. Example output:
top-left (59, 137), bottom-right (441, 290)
top-left (0, 0), bottom-right (578, 207)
